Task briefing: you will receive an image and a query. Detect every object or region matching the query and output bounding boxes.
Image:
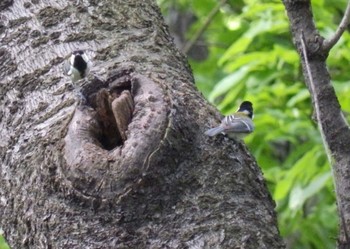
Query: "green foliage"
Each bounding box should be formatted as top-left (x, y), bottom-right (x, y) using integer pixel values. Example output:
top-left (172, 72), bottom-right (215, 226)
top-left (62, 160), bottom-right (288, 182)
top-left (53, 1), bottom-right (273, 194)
top-left (158, 0), bottom-right (350, 248)
top-left (0, 235), bottom-right (10, 249)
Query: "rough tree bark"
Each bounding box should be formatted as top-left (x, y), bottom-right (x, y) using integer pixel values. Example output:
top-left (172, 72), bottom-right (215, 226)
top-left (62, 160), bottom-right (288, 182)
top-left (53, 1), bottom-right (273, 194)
top-left (282, 1), bottom-right (350, 248)
top-left (0, 0), bottom-right (284, 248)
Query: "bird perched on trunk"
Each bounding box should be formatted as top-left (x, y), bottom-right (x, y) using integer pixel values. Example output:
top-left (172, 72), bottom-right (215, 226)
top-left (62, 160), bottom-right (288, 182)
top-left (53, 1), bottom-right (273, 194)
top-left (63, 50), bottom-right (92, 83)
top-left (205, 101), bottom-right (254, 140)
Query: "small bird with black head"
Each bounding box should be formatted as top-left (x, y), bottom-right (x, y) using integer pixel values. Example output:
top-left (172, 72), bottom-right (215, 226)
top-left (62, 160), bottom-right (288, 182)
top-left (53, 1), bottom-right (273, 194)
top-left (205, 101), bottom-right (254, 140)
top-left (63, 50), bottom-right (91, 83)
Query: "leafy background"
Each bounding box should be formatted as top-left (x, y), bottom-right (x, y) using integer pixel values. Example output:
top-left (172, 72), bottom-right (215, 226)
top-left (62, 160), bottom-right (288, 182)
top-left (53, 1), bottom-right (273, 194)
top-left (0, 229), bottom-right (8, 249)
top-left (158, 0), bottom-right (348, 248)
top-left (1, 0), bottom-right (349, 248)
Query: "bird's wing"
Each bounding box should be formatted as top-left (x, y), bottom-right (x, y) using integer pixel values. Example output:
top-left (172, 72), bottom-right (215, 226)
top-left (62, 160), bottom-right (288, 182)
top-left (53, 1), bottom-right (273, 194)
top-left (222, 117), bottom-right (254, 134)
top-left (204, 126), bottom-right (225, 136)
top-left (63, 60), bottom-right (72, 76)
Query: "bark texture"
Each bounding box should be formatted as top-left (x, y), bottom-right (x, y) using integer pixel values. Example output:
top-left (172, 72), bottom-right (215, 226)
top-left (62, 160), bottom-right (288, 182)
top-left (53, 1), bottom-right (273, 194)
top-left (0, 0), bottom-right (284, 248)
top-left (282, 1), bottom-right (350, 248)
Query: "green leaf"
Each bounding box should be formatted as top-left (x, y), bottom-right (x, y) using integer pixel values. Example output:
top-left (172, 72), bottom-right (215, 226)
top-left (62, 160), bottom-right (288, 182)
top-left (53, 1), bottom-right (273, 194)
top-left (289, 172), bottom-right (332, 211)
top-left (208, 65), bottom-right (251, 103)
top-left (287, 89), bottom-right (310, 107)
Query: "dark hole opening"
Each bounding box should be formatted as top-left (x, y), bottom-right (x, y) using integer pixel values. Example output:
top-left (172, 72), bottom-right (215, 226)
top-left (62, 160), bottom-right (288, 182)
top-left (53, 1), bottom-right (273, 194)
top-left (85, 73), bottom-right (133, 151)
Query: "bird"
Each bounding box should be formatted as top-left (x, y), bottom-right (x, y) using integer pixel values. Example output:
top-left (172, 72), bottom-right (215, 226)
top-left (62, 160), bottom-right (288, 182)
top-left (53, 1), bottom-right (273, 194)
top-left (205, 101), bottom-right (254, 140)
top-left (63, 50), bottom-right (91, 83)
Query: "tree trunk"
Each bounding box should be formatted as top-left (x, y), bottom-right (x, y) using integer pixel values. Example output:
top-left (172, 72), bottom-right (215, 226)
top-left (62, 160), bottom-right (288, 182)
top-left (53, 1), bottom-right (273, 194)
top-left (0, 0), bottom-right (284, 248)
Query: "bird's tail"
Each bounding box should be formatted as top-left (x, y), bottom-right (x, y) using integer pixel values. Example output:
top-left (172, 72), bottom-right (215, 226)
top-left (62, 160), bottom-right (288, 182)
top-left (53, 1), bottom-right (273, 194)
top-left (204, 126), bottom-right (224, 137)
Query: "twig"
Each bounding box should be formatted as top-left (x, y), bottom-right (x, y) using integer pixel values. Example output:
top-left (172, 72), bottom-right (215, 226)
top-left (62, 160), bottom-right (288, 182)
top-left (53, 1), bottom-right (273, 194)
top-left (300, 33), bottom-right (313, 84)
top-left (300, 32), bottom-right (316, 101)
top-left (323, 0), bottom-right (350, 52)
top-left (182, 0), bottom-right (227, 54)
top-left (340, 206), bottom-right (350, 247)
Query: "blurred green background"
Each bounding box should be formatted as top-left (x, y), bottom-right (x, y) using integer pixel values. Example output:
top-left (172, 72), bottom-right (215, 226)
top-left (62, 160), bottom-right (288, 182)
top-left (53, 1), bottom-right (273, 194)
top-left (1, 0), bottom-right (349, 248)
top-left (158, 0), bottom-right (349, 248)
top-left (0, 230), bottom-right (9, 249)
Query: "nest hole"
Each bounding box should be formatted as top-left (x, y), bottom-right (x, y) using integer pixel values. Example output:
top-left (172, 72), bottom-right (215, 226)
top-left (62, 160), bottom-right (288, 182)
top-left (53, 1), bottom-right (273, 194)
top-left (86, 73), bottom-right (134, 151)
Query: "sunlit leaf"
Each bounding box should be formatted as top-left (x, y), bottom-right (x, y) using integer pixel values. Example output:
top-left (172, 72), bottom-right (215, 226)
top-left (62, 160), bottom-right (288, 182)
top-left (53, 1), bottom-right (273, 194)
top-left (208, 65), bottom-right (251, 102)
top-left (289, 185), bottom-right (303, 210)
top-left (287, 90), bottom-right (310, 107)
top-left (289, 172), bottom-right (332, 211)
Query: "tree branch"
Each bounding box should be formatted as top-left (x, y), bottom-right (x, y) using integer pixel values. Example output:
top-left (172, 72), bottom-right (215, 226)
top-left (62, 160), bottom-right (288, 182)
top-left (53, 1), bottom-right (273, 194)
top-left (283, 0), bottom-right (350, 247)
top-left (323, 0), bottom-right (350, 52)
top-left (182, 0), bottom-right (227, 54)
top-left (301, 31), bottom-right (350, 247)
top-left (299, 32), bottom-right (330, 163)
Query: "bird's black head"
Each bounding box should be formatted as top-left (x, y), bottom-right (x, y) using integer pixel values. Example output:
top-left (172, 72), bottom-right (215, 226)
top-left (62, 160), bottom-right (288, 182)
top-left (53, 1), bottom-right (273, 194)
top-left (238, 101), bottom-right (253, 119)
top-left (72, 51), bottom-right (88, 77)
top-left (73, 50), bottom-right (85, 55)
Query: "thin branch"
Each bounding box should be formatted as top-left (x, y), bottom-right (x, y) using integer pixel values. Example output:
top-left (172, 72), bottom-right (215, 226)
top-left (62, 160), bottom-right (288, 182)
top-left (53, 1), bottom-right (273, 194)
top-left (300, 32), bottom-right (315, 91)
top-left (323, 0), bottom-right (350, 52)
top-left (340, 207), bottom-right (350, 248)
top-left (182, 0), bottom-right (227, 54)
